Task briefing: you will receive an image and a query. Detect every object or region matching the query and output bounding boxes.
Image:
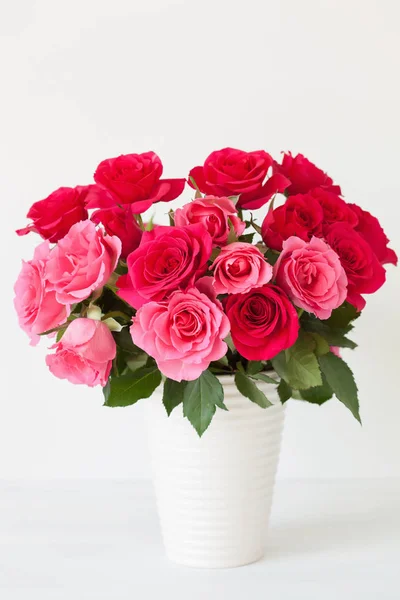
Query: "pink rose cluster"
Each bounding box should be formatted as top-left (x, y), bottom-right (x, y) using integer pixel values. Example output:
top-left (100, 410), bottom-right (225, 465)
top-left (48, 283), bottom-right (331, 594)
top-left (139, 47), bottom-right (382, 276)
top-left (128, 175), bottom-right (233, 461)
top-left (14, 151), bottom-right (186, 386)
top-left (14, 220), bottom-right (121, 385)
top-left (14, 147), bottom-right (397, 392)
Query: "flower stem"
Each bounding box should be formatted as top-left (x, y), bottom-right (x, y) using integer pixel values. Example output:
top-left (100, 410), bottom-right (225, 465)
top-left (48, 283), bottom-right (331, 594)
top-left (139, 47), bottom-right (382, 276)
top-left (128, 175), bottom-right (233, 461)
top-left (135, 213), bottom-right (145, 231)
top-left (39, 324), bottom-right (66, 336)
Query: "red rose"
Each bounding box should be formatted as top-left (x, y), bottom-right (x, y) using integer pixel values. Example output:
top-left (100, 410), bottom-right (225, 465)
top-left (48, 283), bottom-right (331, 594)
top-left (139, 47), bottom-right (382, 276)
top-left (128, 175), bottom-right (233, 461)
top-left (325, 223), bottom-right (386, 311)
top-left (16, 186), bottom-right (91, 243)
top-left (311, 188), bottom-right (358, 233)
top-left (224, 285), bottom-right (299, 360)
top-left (89, 152), bottom-right (186, 214)
top-left (273, 152), bottom-right (341, 196)
top-left (117, 224), bottom-right (212, 309)
top-left (91, 205), bottom-right (143, 259)
top-left (189, 147), bottom-right (290, 210)
top-left (261, 194), bottom-right (324, 250)
top-left (349, 204), bottom-right (398, 266)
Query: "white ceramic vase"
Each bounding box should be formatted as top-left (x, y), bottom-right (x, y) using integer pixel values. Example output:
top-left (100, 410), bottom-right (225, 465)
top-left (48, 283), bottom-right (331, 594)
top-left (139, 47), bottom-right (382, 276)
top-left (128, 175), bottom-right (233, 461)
top-left (145, 375), bottom-right (285, 569)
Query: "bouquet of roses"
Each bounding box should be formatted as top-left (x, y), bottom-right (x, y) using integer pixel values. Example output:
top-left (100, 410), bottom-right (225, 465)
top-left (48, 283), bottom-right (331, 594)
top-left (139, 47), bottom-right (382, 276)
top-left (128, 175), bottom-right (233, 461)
top-left (14, 148), bottom-right (397, 435)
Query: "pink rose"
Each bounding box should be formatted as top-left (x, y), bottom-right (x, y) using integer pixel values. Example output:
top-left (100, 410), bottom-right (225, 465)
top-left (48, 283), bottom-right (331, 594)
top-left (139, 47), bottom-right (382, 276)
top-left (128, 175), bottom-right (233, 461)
top-left (46, 220), bottom-right (121, 305)
top-left (16, 186), bottom-right (91, 243)
top-left (174, 196), bottom-right (245, 246)
top-left (130, 284), bottom-right (230, 381)
top-left (117, 224), bottom-right (212, 309)
top-left (14, 241), bottom-right (70, 345)
top-left (46, 318), bottom-right (116, 387)
top-left (211, 242), bottom-right (273, 295)
top-left (224, 285), bottom-right (299, 360)
top-left (274, 236), bottom-right (348, 320)
top-left (90, 152), bottom-right (186, 214)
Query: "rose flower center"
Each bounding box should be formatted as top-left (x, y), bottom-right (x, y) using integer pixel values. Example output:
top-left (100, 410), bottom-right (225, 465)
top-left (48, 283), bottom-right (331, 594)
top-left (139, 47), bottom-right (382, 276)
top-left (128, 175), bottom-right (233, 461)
top-left (243, 295), bottom-right (272, 327)
top-left (173, 308), bottom-right (204, 338)
top-left (228, 257), bottom-right (251, 277)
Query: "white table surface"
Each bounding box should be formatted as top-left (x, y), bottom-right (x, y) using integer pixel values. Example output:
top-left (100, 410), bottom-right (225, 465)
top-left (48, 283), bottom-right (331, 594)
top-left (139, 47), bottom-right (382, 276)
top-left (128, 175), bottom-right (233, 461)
top-left (1, 479), bottom-right (399, 599)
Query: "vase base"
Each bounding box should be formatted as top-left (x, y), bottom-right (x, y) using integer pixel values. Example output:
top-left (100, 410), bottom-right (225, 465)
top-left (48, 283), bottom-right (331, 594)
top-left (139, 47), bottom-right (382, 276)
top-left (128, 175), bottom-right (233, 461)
top-left (165, 548), bottom-right (265, 569)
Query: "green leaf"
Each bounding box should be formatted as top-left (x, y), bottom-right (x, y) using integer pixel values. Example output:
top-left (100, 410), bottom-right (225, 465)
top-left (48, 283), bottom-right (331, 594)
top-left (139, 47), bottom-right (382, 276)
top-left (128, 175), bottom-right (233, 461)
top-left (162, 379), bottom-right (186, 416)
top-left (300, 374), bottom-right (333, 405)
top-left (225, 334), bottom-right (235, 353)
top-left (236, 362), bottom-right (246, 374)
top-left (235, 371), bottom-right (273, 408)
top-left (249, 215), bottom-right (262, 234)
top-left (216, 355), bottom-right (229, 367)
top-left (145, 356), bottom-right (158, 369)
top-left (56, 327), bottom-right (67, 342)
top-left (264, 248), bottom-right (280, 266)
top-left (183, 370), bottom-right (227, 436)
top-left (272, 334), bottom-right (322, 390)
top-left (327, 333), bottom-right (357, 350)
top-left (238, 232), bottom-right (255, 244)
top-left (189, 176), bottom-right (202, 195)
top-left (301, 314), bottom-right (357, 349)
top-left (100, 284), bottom-right (134, 315)
top-left (113, 350), bottom-right (130, 377)
top-left (209, 355), bottom-right (232, 375)
top-left (145, 213), bottom-right (155, 231)
top-left (311, 333), bottom-right (330, 356)
top-left (246, 361), bottom-right (263, 375)
top-left (227, 220), bottom-right (238, 244)
top-left (113, 328), bottom-right (139, 354)
top-left (268, 195), bottom-right (277, 212)
top-left (210, 247), bottom-right (221, 262)
top-left (277, 379), bottom-right (292, 403)
top-left (103, 366), bottom-right (161, 407)
top-left (114, 260), bottom-right (128, 276)
top-left (326, 302), bottom-right (360, 329)
top-left (271, 352), bottom-right (288, 382)
top-left (318, 353), bottom-right (361, 423)
top-left (126, 353), bottom-right (148, 372)
top-left (251, 372), bottom-right (279, 384)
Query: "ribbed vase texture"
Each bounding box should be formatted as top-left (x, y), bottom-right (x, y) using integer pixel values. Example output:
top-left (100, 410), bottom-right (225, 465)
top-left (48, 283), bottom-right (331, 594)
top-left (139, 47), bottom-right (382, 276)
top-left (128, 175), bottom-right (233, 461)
top-left (145, 376), bottom-right (285, 568)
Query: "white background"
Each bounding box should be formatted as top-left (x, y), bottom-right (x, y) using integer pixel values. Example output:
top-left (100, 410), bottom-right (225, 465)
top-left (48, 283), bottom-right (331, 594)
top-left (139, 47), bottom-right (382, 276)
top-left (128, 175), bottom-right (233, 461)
top-left (1, 0), bottom-right (399, 481)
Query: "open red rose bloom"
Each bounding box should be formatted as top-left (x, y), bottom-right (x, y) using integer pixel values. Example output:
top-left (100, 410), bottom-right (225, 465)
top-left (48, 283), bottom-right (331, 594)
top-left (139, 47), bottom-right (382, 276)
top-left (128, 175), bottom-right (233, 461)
top-left (15, 148), bottom-right (397, 434)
